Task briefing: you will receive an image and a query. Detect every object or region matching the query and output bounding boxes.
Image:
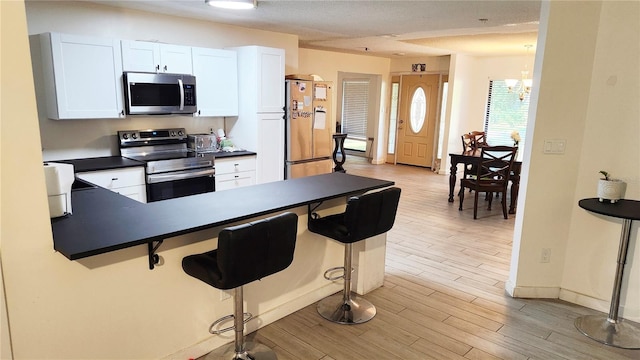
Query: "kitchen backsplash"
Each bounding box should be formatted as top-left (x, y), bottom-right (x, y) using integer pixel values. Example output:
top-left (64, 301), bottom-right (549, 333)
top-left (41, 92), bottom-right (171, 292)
top-left (39, 116), bottom-right (226, 161)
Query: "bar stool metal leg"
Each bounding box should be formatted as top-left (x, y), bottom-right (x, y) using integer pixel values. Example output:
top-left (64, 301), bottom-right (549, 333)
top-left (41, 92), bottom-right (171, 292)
top-left (204, 287), bottom-right (277, 360)
top-left (317, 243), bottom-right (376, 324)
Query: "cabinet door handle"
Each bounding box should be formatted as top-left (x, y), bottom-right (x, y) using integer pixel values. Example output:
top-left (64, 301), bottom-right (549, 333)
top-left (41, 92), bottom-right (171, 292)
top-left (112, 178), bottom-right (118, 181)
top-left (155, 64), bottom-right (160, 72)
top-left (164, 65), bottom-right (168, 72)
top-left (234, 175), bottom-right (239, 178)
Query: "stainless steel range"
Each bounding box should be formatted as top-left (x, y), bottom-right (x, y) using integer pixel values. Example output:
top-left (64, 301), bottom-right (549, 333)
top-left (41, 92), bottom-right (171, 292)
top-left (118, 128), bottom-right (215, 202)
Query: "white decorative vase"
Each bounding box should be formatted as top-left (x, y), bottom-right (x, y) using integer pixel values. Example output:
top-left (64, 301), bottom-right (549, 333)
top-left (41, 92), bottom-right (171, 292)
top-left (597, 179), bottom-right (624, 203)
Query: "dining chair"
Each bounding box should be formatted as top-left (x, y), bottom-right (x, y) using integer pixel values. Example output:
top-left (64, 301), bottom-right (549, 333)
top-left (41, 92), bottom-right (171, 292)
top-left (458, 146), bottom-right (516, 219)
top-left (461, 133), bottom-right (476, 155)
top-left (469, 131), bottom-right (489, 149)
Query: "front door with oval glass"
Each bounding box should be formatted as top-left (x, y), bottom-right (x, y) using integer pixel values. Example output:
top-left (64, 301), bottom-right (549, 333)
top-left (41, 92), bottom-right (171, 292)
top-left (396, 74), bottom-right (440, 167)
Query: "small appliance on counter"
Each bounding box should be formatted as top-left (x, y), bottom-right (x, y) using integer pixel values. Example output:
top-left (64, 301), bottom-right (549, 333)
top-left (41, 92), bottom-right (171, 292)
top-left (44, 162), bottom-right (75, 218)
top-left (187, 133), bottom-right (219, 153)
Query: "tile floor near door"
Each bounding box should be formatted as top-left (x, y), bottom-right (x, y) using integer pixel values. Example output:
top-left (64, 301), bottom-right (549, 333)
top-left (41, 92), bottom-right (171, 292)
top-left (228, 158), bottom-right (640, 359)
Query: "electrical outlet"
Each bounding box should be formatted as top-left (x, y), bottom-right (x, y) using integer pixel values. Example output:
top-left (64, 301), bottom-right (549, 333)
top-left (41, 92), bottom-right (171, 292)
top-left (220, 290), bottom-right (231, 301)
top-left (541, 248), bottom-right (551, 263)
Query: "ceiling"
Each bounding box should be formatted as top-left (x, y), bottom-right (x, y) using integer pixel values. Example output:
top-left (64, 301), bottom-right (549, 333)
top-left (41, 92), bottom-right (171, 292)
top-left (90, 0), bottom-right (541, 58)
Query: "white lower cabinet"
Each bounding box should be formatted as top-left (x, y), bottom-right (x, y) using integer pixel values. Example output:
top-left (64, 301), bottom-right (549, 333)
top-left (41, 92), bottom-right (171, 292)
top-left (76, 167), bottom-right (146, 203)
top-left (215, 156), bottom-right (256, 191)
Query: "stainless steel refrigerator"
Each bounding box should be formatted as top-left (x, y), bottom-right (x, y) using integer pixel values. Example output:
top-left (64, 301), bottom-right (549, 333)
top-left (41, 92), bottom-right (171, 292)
top-left (285, 79), bottom-right (334, 179)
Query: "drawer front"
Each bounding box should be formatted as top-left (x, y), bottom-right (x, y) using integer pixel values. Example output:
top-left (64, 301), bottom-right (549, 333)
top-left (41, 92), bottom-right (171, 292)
top-left (215, 171), bottom-right (255, 191)
top-left (76, 167), bottom-right (145, 189)
top-left (215, 156), bottom-right (256, 174)
top-left (112, 184), bottom-right (147, 203)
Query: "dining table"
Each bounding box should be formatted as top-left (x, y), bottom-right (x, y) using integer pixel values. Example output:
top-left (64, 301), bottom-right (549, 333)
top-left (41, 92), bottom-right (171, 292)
top-left (448, 152), bottom-right (522, 214)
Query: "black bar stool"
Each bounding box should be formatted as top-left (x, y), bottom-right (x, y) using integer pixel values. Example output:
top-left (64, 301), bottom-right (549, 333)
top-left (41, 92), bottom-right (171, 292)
top-left (182, 212), bottom-right (298, 360)
top-left (308, 187), bottom-right (401, 324)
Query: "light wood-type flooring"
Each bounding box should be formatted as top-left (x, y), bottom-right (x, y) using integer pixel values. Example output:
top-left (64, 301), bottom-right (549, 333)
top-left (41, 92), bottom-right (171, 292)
top-left (241, 157), bottom-right (639, 359)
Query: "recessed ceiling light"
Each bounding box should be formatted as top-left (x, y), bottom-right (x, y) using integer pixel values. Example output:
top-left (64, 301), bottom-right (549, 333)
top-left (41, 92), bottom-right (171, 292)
top-left (393, 52), bottom-right (406, 57)
top-left (205, 0), bottom-right (256, 10)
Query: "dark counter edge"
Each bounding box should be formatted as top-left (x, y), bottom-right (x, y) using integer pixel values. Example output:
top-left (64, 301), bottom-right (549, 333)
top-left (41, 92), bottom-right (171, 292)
top-left (53, 174), bottom-right (394, 261)
top-left (51, 152), bottom-right (257, 173)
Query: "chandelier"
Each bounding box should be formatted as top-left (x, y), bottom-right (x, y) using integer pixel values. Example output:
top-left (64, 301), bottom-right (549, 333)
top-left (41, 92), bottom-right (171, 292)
top-left (506, 45), bottom-right (534, 101)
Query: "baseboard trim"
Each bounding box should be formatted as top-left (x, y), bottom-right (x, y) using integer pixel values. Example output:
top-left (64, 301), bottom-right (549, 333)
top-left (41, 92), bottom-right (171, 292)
top-left (505, 282), bottom-right (561, 298)
top-left (559, 288), bottom-right (639, 322)
top-left (505, 285), bottom-right (639, 323)
top-left (163, 283), bottom-right (341, 360)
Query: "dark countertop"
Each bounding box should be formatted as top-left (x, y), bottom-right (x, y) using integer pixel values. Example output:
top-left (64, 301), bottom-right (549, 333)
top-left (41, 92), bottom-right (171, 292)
top-left (52, 152), bottom-right (256, 173)
top-left (51, 172), bottom-right (395, 260)
top-left (52, 156), bottom-right (144, 172)
top-left (214, 150), bottom-right (256, 158)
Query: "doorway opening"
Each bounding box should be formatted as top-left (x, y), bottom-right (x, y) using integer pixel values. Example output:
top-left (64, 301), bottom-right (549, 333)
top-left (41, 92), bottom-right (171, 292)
top-left (336, 72), bottom-right (380, 159)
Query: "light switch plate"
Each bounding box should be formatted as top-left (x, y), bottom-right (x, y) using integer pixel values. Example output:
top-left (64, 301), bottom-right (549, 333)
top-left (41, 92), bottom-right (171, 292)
top-left (543, 139), bottom-right (566, 154)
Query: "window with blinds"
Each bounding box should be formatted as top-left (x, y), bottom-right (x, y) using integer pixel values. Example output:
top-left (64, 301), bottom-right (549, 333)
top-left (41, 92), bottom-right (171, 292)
top-left (341, 79), bottom-right (370, 140)
top-left (484, 80), bottom-right (530, 154)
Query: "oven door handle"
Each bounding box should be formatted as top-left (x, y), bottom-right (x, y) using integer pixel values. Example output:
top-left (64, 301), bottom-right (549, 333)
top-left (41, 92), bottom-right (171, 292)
top-left (147, 168), bottom-right (215, 184)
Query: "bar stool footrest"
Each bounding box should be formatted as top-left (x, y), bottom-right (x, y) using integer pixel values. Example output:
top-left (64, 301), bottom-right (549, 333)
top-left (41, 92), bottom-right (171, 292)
top-left (317, 292), bottom-right (376, 324)
top-left (209, 312), bottom-right (253, 335)
top-left (323, 266), bottom-right (346, 281)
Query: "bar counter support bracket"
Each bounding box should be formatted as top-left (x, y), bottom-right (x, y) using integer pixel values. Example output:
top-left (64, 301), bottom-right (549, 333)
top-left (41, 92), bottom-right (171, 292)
top-left (148, 239), bottom-right (164, 270)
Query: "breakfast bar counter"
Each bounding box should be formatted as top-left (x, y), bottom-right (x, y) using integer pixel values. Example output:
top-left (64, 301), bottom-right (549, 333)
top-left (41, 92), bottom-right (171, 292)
top-left (51, 172), bottom-right (394, 261)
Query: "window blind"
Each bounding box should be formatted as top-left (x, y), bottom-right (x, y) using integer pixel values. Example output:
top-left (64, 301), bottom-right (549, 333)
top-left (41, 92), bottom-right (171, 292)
top-left (341, 79), bottom-right (370, 139)
top-left (484, 80), bottom-right (529, 149)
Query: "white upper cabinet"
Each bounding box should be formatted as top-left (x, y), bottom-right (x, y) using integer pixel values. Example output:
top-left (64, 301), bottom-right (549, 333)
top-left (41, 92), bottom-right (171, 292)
top-left (234, 46), bottom-right (285, 113)
top-left (256, 47), bottom-right (285, 113)
top-left (191, 47), bottom-right (238, 117)
top-left (39, 32), bottom-right (125, 120)
top-left (121, 40), bottom-right (193, 74)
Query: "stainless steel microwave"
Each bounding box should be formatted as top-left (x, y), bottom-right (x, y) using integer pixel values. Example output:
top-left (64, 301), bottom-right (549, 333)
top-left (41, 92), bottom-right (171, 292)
top-left (123, 72), bottom-right (197, 115)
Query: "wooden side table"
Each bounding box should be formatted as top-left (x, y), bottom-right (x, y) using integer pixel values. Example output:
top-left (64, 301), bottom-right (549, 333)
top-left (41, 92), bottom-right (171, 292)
top-left (575, 198), bottom-right (640, 349)
top-left (332, 134), bottom-right (347, 173)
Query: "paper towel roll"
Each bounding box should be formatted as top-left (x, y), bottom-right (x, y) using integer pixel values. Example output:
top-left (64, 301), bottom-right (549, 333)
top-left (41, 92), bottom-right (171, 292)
top-left (44, 162), bottom-right (75, 217)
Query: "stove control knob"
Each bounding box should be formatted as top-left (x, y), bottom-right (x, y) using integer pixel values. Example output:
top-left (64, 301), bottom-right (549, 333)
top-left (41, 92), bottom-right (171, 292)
top-left (178, 130), bottom-right (184, 136)
top-left (170, 131), bottom-right (175, 137)
top-left (122, 133), bottom-right (129, 140)
top-left (131, 133), bottom-right (138, 139)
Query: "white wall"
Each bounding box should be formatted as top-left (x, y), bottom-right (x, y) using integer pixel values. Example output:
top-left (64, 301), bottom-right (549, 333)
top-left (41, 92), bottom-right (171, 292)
top-left (508, 0), bottom-right (639, 321)
top-left (25, 0), bottom-right (298, 161)
top-left (561, 0), bottom-right (639, 319)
